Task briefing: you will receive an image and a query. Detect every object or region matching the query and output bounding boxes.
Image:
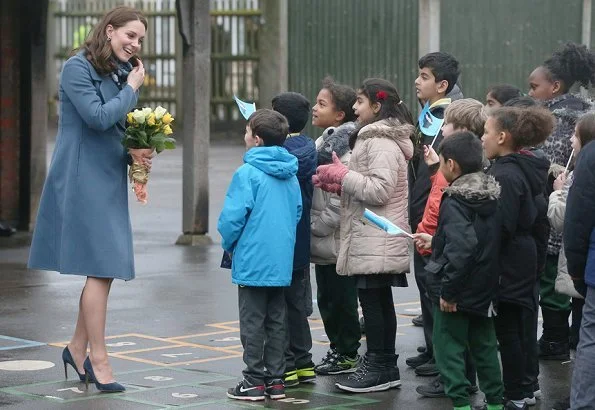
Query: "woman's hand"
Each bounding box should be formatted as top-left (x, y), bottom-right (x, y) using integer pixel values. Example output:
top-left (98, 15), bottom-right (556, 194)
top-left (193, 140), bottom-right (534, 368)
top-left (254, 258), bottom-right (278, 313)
top-left (423, 145), bottom-right (439, 167)
top-left (412, 232), bottom-right (433, 250)
top-left (553, 172), bottom-right (567, 191)
top-left (127, 59), bottom-right (145, 91)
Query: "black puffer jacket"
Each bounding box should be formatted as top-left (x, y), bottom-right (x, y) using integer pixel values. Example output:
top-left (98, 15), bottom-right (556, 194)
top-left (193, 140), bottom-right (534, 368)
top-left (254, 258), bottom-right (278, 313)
top-left (425, 172), bottom-right (501, 317)
top-left (488, 152), bottom-right (549, 310)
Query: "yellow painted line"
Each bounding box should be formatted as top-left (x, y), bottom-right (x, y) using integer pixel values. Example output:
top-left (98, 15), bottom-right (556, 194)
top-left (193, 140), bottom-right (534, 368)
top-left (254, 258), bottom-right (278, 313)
top-left (169, 353), bottom-right (243, 366)
top-left (109, 353), bottom-right (169, 367)
top-left (394, 301), bottom-right (422, 307)
top-left (312, 340), bottom-right (331, 346)
top-left (111, 345), bottom-right (187, 355)
top-left (167, 329), bottom-right (237, 340)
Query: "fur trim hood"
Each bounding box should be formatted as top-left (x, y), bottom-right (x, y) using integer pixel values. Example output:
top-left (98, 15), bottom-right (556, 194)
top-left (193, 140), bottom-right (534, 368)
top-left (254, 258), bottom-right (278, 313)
top-left (357, 118), bottom-right (415, 160)
top-left (444, 172), bottom-right (501, 201)
top-left (545, 93), bottom-right (593, 121)
top-left (316, 121), bottom-right (356, 165)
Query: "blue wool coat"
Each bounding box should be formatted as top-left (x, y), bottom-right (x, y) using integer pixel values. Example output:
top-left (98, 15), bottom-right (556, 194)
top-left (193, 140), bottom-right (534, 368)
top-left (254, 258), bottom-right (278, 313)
top-left (218, 146), bottom-right (302, 287)
top-left (28, 52), bottom-right (139, 280)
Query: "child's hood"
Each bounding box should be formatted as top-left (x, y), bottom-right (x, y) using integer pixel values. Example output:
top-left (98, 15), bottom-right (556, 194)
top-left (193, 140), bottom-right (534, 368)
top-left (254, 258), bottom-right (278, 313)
top-left (497, 152), bottom-right (550, 196)
top-left (443, 172), bottom-right (500, 216)
top-left (357, 118), bottom-right (415, 160)
top-left (284, 135), bottom-right (317, 182)
top-left (244, 146), bottom-right (298, 179)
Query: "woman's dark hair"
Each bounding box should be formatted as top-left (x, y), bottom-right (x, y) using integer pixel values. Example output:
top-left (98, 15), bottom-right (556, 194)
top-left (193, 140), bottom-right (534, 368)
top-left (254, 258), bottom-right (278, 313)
top-left (576, 112), bottom-right (595, 148)
top-left (321, 76), bottom-right (357, 123)
top-left (438, 131), bottom-right (484, 174)
top-left (541, 42), bottom-right (595, 93)
top-left (349, 78), bottom-right (415, 148)
top-left (487, 84), bottom-right (522, 105)
top-left (490, 107), bottom-right (555, 149)
top-left (79, 6), bottom-right (147, 75)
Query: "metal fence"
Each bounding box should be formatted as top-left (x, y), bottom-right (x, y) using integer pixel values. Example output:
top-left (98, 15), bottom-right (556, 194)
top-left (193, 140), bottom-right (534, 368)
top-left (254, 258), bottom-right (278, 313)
top-left (49, 0), bottom-right (261, 123)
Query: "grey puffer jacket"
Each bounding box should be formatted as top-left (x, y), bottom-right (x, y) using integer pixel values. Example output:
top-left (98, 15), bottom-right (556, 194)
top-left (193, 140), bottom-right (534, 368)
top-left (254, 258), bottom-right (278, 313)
top-left (337, 118), bottom-right (414, 276)
top-left (310, 122), bottom-right (355, 265)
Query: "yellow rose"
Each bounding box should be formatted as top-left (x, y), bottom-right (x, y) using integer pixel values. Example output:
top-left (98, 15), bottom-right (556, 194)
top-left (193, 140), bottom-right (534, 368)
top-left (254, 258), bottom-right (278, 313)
top-left (146, 112), bottom-right (156, 126)
top-left (163, 125), bottom-right (173, 135)
top-left (127, 112), bottom-right (134, 124)
top-left (162, 113), bottom-right (174, 124)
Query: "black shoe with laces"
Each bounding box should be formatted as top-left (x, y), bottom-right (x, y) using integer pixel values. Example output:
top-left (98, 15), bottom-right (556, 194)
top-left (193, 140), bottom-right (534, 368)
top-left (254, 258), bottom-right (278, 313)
top-left (314, 348), bottom-right (337, 373)
top-left (335, 353), bottom-right (401, 393)
top-left (264, 379), bottom-right (285, 400)
top-left (415, 358), bottom-right (439, 376)
top-left (226, 379), bottom-right (265, 401)
top-left (405, 352), bottom-right (432, 368)
top-left (415, 375), bottom-right (478, 398)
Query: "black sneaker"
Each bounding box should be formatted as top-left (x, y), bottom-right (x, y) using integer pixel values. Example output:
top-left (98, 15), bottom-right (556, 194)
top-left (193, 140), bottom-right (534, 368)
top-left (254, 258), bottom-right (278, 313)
top-left (314, 348), bottom-right (337, 373)
top-left (415, 375), bottom-right (478, 398)
top-left (405, 352), bottom-right (432, 368)
top-left (315, 353), bottom-right (359, 375)
top-left (335, 354), bottom-right (400, 393)
top-left (264, 379), bottom-right (285, 400)
top-left (412, 314), bottom-right (424, 327)
top-left (227, 379), bottom-right (265, 401)
top-left (415, 358), bottom-right (439, 376)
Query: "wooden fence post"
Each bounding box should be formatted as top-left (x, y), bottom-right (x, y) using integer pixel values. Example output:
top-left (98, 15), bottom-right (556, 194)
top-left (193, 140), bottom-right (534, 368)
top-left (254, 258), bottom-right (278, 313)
top-left (175, 0), bottom-right (212, 245)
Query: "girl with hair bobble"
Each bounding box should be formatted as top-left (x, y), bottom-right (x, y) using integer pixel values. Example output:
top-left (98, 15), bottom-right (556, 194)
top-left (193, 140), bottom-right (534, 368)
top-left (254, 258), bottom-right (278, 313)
top-left (528, 42), bottom-right (595, 362)
top-left (28, 6), bottom-right (148, 392)
top-left (482, 107), bottom-right (555, 409)
top-left (313, 78), bottom-right (414, 393)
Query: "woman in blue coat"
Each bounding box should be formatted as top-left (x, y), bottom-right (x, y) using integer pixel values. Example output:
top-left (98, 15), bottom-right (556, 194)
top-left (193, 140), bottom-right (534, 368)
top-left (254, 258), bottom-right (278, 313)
top-left (28, 6), bottom-right (148, 392)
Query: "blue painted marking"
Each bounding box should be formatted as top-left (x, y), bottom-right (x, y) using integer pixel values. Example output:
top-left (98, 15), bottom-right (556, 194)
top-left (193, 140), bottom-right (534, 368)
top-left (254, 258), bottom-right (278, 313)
top-left (0, 335), bottom-right (46, 351)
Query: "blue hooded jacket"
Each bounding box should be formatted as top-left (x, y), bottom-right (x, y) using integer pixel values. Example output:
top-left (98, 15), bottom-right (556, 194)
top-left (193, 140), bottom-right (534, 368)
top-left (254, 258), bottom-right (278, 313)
top-left (284, 135), bottom-right (317, 270)
top-left (218, 146), bottom-right (302, 287)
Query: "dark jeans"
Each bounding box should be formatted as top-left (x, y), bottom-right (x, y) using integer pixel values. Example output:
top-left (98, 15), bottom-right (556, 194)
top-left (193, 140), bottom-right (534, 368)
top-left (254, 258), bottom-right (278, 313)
top-left (414, 251), bottom-right (434, 356)
top-left (358, 286), bottom-right (396, 354)
top-left (434, 307), bottom-right (503, 407)
top-left (284, 268), bottom-right (313, 370)
top-left (524, 283), bottom-right (540, 390)
top-left (495, 302), bottom-right (535, 400)
top-left (315, 264), bottom-right (361, 357)
top-left (238, 286), bottom-right (286, 384)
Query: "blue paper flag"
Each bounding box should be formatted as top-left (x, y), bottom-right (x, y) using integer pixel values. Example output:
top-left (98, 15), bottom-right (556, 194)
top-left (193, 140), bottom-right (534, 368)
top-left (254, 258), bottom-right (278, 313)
top-left (234, 95), bottom-right (256, 120)
top-left (362, 209), bottom-right (413, 238)
top-left (418, 101), bottom-right (444, 139)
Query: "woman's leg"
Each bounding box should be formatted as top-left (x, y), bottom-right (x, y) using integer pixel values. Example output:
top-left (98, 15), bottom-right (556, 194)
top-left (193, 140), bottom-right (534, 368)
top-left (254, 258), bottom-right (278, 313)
top-left (67, 286), bottom-right (89, 373)
top-left (379, 287), bottom-right (396, 355)
top-left (83, 277), bottom-right (115, 383)
top-left (358, 288), bottom-right (384, 353)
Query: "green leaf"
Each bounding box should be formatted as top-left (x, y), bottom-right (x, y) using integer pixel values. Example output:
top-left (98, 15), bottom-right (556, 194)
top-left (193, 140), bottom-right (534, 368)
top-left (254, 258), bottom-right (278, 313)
top-left (163, 140), bottom-right (176, 150)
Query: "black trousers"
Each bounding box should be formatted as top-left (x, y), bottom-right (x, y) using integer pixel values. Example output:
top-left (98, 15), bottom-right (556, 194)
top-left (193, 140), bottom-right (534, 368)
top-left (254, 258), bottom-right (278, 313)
top-left (495, 302), bottom-right (535, 400)
top-left (238, 286), bottom-right (286, 384)
top-left (358, 286), bottom-right (397, 354)
top-left (284, 268), bottom-right (313, 370)
top-left (414, 252), bottom-right (434, 356)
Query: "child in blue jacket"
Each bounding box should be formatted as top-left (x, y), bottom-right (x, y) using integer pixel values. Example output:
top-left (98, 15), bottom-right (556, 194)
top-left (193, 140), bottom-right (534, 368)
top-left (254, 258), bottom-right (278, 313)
top-left (218, 109), bottom-right (302, 402)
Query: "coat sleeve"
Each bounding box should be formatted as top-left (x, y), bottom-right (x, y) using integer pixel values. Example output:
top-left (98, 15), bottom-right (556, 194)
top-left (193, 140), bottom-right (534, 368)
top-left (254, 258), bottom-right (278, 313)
top-left (439, 201), bottom-right (479, 303)
top-left (217, 169), bottom-right (255, 252)
top-left (341, 140), bottom-right (399, 206)
top-left (61, 56), bottom-right (138, 132)
top-left (564, 150), bottom-right (595, 279)
top-left (494, 172), bottom-right (523, 242)
top-left (311, 190), bottom-right (341, 237)
top-left (416, 171), bottom-right (447, 236)
top-left (548, 188), bottom-right (567, 233)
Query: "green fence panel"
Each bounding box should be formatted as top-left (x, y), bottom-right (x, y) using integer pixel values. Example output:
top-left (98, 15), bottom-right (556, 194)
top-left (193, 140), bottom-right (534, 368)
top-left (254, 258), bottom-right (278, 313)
top-left (288, 0), bottom-right (419, 138)
top-left (441, 0), bottom-right (583, 103)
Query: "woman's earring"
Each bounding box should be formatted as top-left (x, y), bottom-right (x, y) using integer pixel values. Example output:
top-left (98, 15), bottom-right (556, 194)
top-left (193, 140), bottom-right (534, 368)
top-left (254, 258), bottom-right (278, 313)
top-left (107, 37), bottom-right (112, 42)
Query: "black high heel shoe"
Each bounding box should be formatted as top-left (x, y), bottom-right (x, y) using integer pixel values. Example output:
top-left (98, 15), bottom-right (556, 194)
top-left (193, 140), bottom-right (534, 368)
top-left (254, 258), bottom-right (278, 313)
top-left (62, 346), bottom-right (86, 382)
top-left (83, 357), bottom-right (125, 393)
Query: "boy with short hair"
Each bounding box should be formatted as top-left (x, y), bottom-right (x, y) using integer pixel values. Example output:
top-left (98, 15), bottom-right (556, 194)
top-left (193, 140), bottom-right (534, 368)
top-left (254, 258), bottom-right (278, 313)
top-left (407, 51), bottom-right (462, 375)
top-left (413, 131), bottom-right (504, 410)
top-left (218, 109), bottom-right (302, 401)
top-left (271, 92), bottom-right (318, 387)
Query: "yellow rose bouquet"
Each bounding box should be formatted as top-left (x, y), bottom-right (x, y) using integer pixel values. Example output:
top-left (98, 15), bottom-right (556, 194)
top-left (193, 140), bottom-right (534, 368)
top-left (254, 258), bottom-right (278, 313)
top-left (122, 106), bottom-right (176, 204)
